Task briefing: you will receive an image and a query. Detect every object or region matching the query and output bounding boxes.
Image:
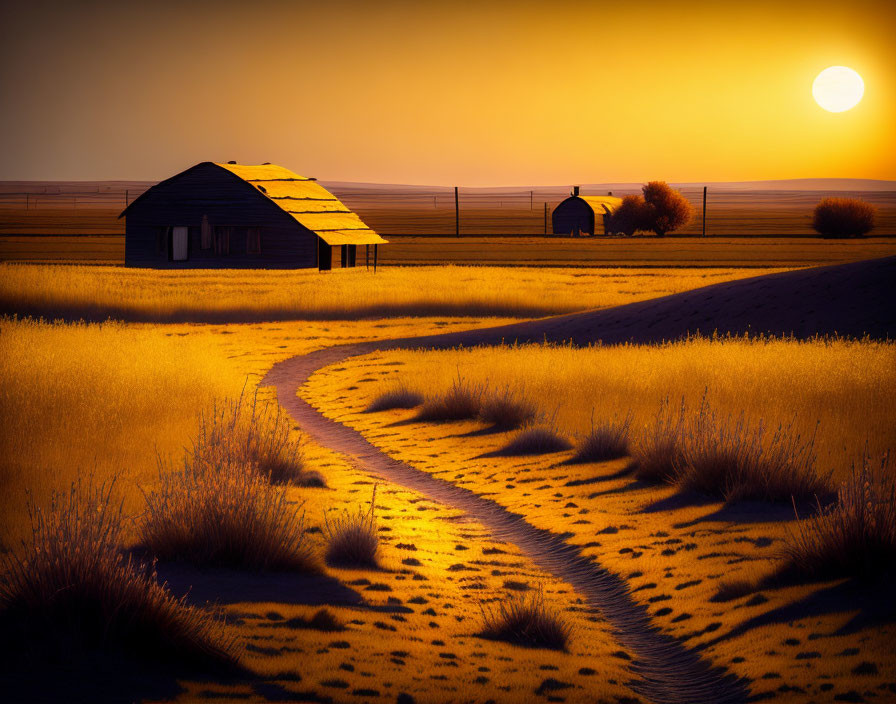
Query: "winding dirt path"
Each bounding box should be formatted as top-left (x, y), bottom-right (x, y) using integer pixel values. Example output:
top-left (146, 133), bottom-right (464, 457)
top-left (263, 341), bottom-right (750, 704)
top-left (261, 257), bottom-right (894, 703)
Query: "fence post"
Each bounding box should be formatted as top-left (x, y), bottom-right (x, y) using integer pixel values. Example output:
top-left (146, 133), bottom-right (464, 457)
top-left (702, 186), bottom-right (707, 237)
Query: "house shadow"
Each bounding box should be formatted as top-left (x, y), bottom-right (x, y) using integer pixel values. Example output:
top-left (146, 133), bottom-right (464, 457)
top-left (696, 578), bottom-right (896, 653)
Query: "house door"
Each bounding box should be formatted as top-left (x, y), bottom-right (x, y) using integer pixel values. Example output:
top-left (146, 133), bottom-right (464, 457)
top-left (171, 226), bottom-right (189, 261)
top-left (318, 238), bottom-right (332, 270)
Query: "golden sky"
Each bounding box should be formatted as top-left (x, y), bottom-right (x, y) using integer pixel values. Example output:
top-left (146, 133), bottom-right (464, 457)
top-left (1, 0), bottom-right (894, 185)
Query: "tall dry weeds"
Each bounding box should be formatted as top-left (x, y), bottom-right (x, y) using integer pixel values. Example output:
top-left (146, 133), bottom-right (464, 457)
top-left (570, 413), bottom-right (632, 463)
top-left (0, 478), bottom-right (238, 669)
top-left (140, 455), bottom-right (318, 572)
top-left (779, 453), bottom-right (895, 581)
top-left (415, 376), bottom-right (485, 422)
top-left (195, 388), bottom-right (321, 486)
top-left (324, 485), bottom-right (380, 568)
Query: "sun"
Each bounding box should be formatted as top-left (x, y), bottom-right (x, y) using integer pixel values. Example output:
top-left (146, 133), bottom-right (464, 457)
top-left (812, 66), bottom-right (864, 113)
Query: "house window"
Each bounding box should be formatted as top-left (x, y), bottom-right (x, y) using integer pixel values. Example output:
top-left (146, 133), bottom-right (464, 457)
top-left (214, 226), bottom-right (231, 255)
top-left (200, 215), bottom-right (212, 250)
top-left (247, 227), bottom-right (262, 254)
top-left (171, 226), bottom-right (189, 261)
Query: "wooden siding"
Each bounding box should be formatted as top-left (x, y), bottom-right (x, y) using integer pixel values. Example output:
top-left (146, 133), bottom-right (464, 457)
top-left (124, 163), bottom-right (317, 268)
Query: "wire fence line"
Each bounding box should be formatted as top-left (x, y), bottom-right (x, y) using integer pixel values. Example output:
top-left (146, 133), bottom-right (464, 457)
top-left (1, 185), bottom-right (894, 237)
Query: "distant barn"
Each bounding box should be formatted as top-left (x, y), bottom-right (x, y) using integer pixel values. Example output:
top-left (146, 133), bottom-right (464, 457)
top-left (120, 162), bottom-right (386, 269)
top-left (552, 187), bottom-right (622, 236)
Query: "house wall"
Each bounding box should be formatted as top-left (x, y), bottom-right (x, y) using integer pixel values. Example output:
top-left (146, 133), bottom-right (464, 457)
top-left (124, 163), bottom-right (317, 268)
top-left (551, 197), bottom-right (596, 236)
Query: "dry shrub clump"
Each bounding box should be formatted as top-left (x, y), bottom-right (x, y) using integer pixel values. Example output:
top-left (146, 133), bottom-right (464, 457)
top-left (570, 414), bottom-right (631, 463)
top-left (196, 389), bottom-right (322, 486)
top-left (812, 197), bottom-right (876, 238)
top-left (631, 399), bottom-right (688, 482)
top-left (497, 425), bottom-right (573, 456)
top-left (415, 377), bottom-right (484, 422)
top-left (140, 456), bottom-right (318, 572)
top-left (780, 453), bottom-right (895, 581)
top-left (324, 486), bottom-right (380, 568)
top-left (365, 386), bottom-right (424, 412)
top-left (676, 412), bottom-right (828, 504)
top-left (0, 479), bottom-right (238, 669)
top-left (634, 399), bottom-right (830, 503)
top-left (478, 387), bottom-right (538, 430)
top-left (479, 590), bottom-right (571, 651)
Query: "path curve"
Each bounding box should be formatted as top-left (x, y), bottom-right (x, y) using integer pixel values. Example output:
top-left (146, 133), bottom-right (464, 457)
top-left (262, 257), bottom-right (895, 703)
top-left (264, 342), bottom-right (751, 704)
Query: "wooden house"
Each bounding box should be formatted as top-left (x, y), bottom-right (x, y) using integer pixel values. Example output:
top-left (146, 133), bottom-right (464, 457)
top-left (120, 161), bottom-right (386, 269)
top-left (551, 186), bottom-right (622, 236)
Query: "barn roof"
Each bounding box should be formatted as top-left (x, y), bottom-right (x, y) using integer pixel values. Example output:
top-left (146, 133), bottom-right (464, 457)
top-left (573, 195), bottom-right (623, 215)
top-left (120, 162), bottom-right (387, 246)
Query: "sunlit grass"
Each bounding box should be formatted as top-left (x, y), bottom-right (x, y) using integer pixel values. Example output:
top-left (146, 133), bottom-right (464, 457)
top-left (323, 486), bottom-right (380, 568)
top-left (0, 263), bottom-right (790, 322)
top-left (365, 335), bottom-right (896, 479)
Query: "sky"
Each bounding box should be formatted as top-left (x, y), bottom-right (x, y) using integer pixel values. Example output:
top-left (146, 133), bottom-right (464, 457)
top-left (1, 0), bottom-right (894, 185)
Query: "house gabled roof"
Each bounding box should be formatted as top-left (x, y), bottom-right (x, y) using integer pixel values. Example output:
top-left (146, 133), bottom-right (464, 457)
top-left (120, 162), bottom-right (387, 246)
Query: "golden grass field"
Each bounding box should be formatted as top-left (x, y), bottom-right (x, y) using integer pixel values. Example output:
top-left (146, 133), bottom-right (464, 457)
top-left (1, 257), bottom-right (893, 703)
top-left (348, 337), bottom-right (896, 476)
top-left (0, 263), bottom-right (790, 322)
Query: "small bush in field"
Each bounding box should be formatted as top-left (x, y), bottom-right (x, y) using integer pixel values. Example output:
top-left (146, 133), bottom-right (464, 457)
top-left (497, 426), bottom-right (573, 456)
top-left (140, 456), bottom-right (318, 572)
top-left (570, 415), bottom-right (631, 463)
top-left (478, 590), bottom-right (571, 651)
top-left (196, 389), bottom-right (321, 486)
top-left (479, 388), bottom-right (537, 430)
top-left (631, 399), bottom-right (687, 483)
top-left (0, 479), bottom-right (238, 669)
top-left (779, 453), bottom-right (895, 581)
top-left (365, 386), bottom-right (424, 412)
top-left (812, 197), bottom-right (876, 238)
top-left (415, 377), bottom-right (484, 422)
top-left (324, 486), bottom-right (380, 568)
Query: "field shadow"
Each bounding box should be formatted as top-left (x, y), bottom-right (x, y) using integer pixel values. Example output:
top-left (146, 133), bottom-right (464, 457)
top-left (671, 500), bottom-right (803, 528)
top-left (0, 652), bottom-right (209, 704)
top-left (564, 465), bottom-right (634, 486)
top-left (156, 562), bottom-right (365, 607)
top-left (698, 578), bottom-right (896, 652)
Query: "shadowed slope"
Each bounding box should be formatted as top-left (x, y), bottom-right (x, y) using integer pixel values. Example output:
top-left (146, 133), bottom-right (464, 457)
top-left (406, 255), bottom-right (896, 348)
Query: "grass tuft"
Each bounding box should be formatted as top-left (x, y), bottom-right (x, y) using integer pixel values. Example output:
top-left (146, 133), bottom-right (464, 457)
top-left (324, 486), bottom-right (380, 568)
top-left (631, 399), bottom-right (687, 483)
top-left (570, 415), bottom-right (631, 463)
top-left (195, 388), bottom-right (322, 486)
top-left (0, 478), bottom-right (239, 669)
top-left (779, 453), bottom-right (895, 582)
top-left (633, 398), bottom-right (831, 503)
top-left (365, 386), bottom-right (424, 412)
top-left (139, 455), bottom-right (318, 572)
top-left (415, 377), bottom-right (484, 422)
top-left (478, 388), bottom-right (538, 430)
top-left (497, 426), bottom-right (573, 456)
top-left (478, 590), bottom-right (571, 651)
